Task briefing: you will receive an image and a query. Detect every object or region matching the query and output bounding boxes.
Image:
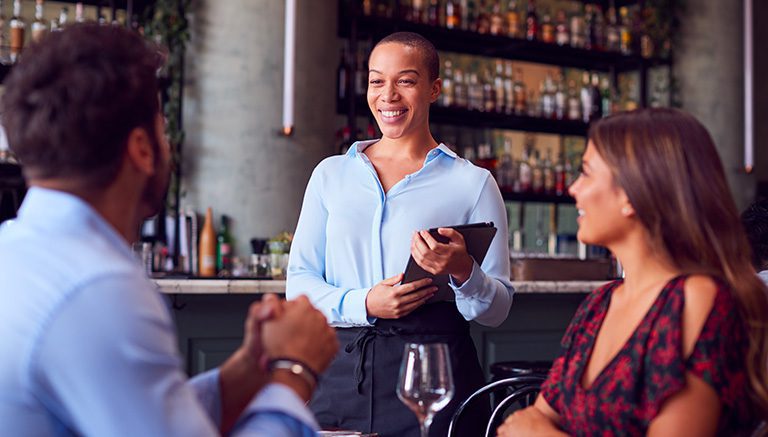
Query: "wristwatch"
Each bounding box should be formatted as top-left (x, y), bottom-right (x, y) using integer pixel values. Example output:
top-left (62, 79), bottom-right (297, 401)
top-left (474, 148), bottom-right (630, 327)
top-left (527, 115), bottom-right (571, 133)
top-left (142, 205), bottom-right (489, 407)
top-left (268, 358), bottom-right (318, 390)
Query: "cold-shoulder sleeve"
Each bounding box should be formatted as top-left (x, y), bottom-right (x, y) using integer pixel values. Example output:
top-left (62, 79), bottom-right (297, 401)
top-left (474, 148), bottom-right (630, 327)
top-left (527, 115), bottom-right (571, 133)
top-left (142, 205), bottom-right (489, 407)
top-left (641, 282), bottom-right (752, 431)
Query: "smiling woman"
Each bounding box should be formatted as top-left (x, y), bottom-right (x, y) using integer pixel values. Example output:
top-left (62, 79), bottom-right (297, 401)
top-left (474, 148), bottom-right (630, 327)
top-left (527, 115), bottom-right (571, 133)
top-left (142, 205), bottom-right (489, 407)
top-left (498, 108), bottom-right (768, 436)
top-left (286, 32), bottom-right (514, 437)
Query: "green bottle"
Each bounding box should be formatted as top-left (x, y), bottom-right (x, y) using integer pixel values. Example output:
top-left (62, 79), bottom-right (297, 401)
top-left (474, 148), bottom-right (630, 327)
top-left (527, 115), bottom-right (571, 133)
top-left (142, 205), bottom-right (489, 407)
top-left (216, 215), bottom-right (234, 274)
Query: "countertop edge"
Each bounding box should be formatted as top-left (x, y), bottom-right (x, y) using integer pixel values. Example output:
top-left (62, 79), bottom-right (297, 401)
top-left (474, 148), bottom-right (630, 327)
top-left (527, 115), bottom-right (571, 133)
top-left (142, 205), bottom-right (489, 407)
top-left (154, 279), bottom-right (610, 295)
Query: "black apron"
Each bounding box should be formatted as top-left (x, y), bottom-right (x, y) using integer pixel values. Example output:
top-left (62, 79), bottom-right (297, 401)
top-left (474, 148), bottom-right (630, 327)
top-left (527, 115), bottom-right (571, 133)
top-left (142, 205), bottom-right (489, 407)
top-left (310, 302), bottom-right (488, 437)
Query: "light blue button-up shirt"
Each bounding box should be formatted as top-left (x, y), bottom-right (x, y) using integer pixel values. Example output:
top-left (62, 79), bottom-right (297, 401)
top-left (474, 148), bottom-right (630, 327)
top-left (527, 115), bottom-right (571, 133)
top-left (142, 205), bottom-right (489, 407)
top-left (287, 140), bottom-right (514, 327)
top-left (0, 187), bottom-right (317, 436)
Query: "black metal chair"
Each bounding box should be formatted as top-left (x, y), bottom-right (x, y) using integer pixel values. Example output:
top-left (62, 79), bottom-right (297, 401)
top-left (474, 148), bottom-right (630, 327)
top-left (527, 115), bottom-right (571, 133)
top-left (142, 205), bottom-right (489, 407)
top-left (447, 375), bottom-right (546, 437)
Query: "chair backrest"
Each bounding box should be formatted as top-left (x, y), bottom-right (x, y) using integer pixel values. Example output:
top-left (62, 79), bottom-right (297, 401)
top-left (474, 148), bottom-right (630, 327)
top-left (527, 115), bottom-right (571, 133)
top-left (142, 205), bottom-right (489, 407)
top-left (447, 375), bottom-right (546, 437)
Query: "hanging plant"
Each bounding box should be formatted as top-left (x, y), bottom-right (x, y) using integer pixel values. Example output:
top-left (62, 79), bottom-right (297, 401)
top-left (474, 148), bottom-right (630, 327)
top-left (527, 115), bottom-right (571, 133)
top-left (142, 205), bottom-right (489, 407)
top-left (143, 0), bottom-right (191, 209)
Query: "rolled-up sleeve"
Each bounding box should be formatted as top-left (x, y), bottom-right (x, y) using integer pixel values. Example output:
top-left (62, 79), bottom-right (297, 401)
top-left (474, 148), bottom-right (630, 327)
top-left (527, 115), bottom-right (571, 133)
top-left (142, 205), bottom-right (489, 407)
top-left (449, 175), bottom-right (514, 327)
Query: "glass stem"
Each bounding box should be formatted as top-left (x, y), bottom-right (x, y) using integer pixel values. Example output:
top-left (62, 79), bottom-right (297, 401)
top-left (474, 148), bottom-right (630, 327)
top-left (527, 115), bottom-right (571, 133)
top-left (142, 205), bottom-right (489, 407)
top-left (421, 416), bottom-right (433, 437)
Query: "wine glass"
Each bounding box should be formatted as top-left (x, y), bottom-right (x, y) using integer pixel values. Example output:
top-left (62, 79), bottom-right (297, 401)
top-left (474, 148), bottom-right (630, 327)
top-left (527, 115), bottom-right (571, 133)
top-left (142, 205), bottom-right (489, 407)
top-left (397, 342), bottom-right (455, 437)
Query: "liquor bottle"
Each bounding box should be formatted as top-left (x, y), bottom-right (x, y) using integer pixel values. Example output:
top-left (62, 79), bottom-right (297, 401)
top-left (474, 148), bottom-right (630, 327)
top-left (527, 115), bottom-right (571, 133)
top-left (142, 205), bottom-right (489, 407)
top-left (75, 2), bottom-right (85, 23)
top-left (564, 155), bottom-right (576, 188)
top-left (567, 79), bottom-right (581, 121)
top-left (402, 0), bottom-right (414, 21)
top-left (540, 72), bottom-right (556, 119)
top-left (445, 0), bottom-right (460, 29)
top-left (600, 76), bottom-right (612, 117)
top-left (489, 2), bottom-right (504, 35)
top-left (512, 68), bottom-right (526, 115)
top-left (579, 71), bottom-right (592, 123)
top-left (362, 0), bottom-right (373, 16)
top-left (569, 6), bottom-right (584, 49)
top-left (427, 0), bottom-right (440, 26)
top-left (476, 141), bottom-right (497, 177)
top-left (412, 0), bottom-right (425, 23)
top-left (590, 72), bottom-right (603, 121)
top-left (619, 7), bottom-right (632, 55)
top-left (543, 148), bottom-right (555, 194)
top-left (531, 149), bottom-right (543, 193)
top-left (493, 60), bottom-right (505, 113)
top-left (526, 88), bottom-right (538, 117)
top-left (583, 4), bottom-right (594, 50)
top-left (336, 47), bottom-right (349, 101)
top-left (482, 68), bottom-right (495, 112)
top-left (375, 0), bottom-right (392, 18)
top-left (460, 0), bottom-right (470, 30)
top-left (592, 5), bottom-right (605, 51)
top-left (497, 139), bottom-right (515, 191)
top-left (525, 0), bottom-right (538, 41)
top-left (51, 7), bottom-right (69, 32)
top-left (554, 150), bottom-right (566, 195)
top-left (605, 2), bottom-right (620, 52)
top-left (9, 0), bottom-right (24, 63)
top-left (31, 0), bottom-right (48, 43)
top-left (540, 12), bottom-right (555, 43)
top-left (199, 208), bottom-right (216, 277)
top-left (639, 7), bottom-right (654, 58)
top-left (503, 61), bottom-right (514, 114)
top-left (506, 1), bottom-right (521, 38)
top-left (216, 215), bottom-right (234, 274)
top-left (440, 59), bottom-right (455, 107)
top-left (476, 0), bottom-right (490, 34)
top-left (554, 73), bottom-right (566, 120)
top-left (468, 72), bottom-right (483, 111)
top-left (555, 9), bottom-right (569, 46)
top-left (454, 68), bottom-right (468, 108)
top-left (518, 143), bottom-right (532, 192)
top-left (465, 0), bottom-right (477, 32)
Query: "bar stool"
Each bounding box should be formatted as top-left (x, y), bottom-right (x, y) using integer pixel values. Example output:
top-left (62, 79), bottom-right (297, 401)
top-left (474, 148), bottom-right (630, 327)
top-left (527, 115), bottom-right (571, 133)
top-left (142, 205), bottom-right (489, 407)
top-left (490, 360), bottom-right (552, 380)
top-left (489, 360), bottom-right (552, 408)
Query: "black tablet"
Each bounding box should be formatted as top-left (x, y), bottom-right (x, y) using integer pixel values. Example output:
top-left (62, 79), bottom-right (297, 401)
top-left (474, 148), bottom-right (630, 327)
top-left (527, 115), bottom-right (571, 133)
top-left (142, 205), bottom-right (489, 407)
top-left (402, 222), bottom-right (497, 302)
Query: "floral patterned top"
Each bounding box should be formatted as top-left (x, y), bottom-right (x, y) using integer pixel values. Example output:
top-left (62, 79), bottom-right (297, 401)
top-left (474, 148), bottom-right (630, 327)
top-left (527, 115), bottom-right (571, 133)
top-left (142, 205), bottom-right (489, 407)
top-left (540, 275), bottom-right (757, 436)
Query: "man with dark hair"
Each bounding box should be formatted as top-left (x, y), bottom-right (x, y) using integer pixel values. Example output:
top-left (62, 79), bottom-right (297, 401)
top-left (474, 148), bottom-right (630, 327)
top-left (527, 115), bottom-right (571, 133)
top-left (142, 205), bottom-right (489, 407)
top-left (0, 24), bottom-right (338, 436)
top-left (742, 198), bottom-right (768, 285)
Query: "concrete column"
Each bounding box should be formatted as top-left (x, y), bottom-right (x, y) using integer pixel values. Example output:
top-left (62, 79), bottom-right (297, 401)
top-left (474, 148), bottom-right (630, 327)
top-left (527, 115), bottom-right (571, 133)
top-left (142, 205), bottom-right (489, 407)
top-left (182, 0), bottom-right (338, 256)
top-left (754, 0), bottom-right (768, 189)
top-left (676, 0), bottom-right (755, 208)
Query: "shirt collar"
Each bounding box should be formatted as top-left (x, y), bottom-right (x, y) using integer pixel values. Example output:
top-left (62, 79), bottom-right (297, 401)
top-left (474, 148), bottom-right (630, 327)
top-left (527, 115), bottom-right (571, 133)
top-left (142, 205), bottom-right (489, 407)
top-left (346, 139), bottom-right (458, 160)
top-left (15, 187), bottom-right (134, 260)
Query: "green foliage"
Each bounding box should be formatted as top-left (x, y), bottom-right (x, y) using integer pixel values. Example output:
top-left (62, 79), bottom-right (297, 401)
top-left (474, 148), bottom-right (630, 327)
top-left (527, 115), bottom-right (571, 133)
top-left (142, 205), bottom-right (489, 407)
top-left (143, 0), bottom-right (191, 208)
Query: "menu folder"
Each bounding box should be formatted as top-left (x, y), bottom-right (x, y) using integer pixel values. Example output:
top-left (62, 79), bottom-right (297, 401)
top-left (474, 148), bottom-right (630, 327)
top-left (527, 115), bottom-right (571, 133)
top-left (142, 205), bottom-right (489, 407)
top-left (402, 221), bottom-right (497, 303)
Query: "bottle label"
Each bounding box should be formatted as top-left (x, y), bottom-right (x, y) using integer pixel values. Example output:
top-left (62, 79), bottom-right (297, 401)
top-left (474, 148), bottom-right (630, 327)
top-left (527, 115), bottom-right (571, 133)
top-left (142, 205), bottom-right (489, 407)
top-left (201, 255), bottom-right (215, 269)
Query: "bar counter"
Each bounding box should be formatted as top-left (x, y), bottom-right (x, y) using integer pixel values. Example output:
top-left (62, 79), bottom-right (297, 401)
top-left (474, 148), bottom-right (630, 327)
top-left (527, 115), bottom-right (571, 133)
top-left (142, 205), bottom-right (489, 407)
top-left (160, 278), bottom-right (609, 379)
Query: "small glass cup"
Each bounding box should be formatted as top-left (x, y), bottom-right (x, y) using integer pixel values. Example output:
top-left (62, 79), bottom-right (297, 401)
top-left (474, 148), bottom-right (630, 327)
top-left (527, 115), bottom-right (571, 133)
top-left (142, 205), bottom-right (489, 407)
top-left (250, 254), bottom-right (271, 278)
top-left (270, 253), bottom-right (289, 279)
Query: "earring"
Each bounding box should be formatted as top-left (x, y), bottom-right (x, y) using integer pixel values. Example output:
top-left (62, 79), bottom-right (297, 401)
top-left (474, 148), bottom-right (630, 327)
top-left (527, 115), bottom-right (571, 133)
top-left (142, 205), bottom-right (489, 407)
top-left (621, 206), bottom-right (633, 216)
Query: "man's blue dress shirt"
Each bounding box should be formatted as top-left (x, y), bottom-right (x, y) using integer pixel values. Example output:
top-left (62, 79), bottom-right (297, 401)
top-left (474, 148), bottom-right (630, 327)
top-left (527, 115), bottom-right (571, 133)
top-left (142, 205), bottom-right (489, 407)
top-left (287, 140), bottom-right (514, 327)
top-left (0, 188), bottom-right (317, 436)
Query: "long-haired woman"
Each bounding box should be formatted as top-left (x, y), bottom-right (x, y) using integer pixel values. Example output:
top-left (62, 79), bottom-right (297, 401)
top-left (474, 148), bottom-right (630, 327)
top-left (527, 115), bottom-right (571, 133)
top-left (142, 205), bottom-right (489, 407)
top-left (499, 108), bottom-right (768, 436)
